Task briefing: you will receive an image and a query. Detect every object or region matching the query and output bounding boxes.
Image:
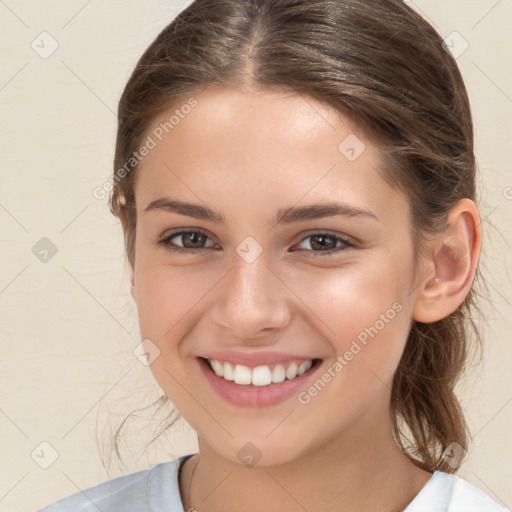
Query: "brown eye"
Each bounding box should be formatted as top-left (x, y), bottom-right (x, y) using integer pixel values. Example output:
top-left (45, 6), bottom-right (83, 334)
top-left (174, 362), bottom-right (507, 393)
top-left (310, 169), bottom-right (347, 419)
top-left (308, 234), bottom-right (337, 251)
top-left (157, 230), bottom-right (215, 253)
top-left (294, 232), bottom-right (354, 257)
top-left (175, 231), bottom-right (208, 248)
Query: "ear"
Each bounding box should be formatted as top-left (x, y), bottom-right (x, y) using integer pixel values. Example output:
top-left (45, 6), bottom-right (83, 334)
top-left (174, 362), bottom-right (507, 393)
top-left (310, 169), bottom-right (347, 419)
top-left (413, 198), bottom-right (481, 323)
top-left (118, 205), bottom-right (137, 302)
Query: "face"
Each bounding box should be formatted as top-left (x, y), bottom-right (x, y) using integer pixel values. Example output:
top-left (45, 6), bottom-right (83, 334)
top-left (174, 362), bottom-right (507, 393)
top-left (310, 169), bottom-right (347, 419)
top-left (130, 86), bottom-right (419, 466)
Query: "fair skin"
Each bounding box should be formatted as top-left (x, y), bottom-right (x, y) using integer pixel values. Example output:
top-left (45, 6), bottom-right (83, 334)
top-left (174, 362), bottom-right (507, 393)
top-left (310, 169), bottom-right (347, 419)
top-left (121, 86), bottom-right (481, 512)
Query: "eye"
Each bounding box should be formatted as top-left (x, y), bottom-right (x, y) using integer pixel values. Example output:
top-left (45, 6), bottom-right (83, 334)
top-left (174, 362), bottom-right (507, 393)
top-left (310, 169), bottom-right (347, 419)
top-left (156, 229), bottom-right (355, 256)
top-left (293, 232), bottom-right (355, 257)
top-left (157, 229), bottom-right (216, 253)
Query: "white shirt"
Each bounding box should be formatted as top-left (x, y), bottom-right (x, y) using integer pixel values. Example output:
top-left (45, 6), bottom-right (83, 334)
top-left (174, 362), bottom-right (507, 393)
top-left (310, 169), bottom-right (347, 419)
top-left (34, 453), bottom-right (510, 511)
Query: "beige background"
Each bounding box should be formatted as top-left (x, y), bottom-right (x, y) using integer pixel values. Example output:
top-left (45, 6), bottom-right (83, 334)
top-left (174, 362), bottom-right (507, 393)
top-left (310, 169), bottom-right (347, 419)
top-left (0, 1), bottom-right (511, 511)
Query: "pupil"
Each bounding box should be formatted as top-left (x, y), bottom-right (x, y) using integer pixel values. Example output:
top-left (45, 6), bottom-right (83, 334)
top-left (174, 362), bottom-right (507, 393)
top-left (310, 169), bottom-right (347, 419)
top-left (185, 232), bottom-right (204, 248)
top-left (312, 235), bottom-right (334, 250)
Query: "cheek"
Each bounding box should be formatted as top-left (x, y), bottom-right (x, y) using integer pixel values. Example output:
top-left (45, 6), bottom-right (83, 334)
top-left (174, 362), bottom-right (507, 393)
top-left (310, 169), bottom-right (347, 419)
top-left (133, 265), bottom-right (209, 406)
top-left (288, 266), bottom-right (413, 424)
top-left (134, 264), bottom-right (207, 340)
top-left (286, 259), bottom-right (412, 377)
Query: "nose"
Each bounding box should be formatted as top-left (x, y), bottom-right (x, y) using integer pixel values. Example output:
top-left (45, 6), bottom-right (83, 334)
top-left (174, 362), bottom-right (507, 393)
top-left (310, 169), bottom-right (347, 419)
top-left (209, 250), bottom-right (292, 339)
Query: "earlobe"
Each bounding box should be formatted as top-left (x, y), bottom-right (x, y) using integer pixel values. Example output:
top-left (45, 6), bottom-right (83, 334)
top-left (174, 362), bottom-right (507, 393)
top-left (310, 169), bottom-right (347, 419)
top-left (413, 199), bottom-right (481, 323)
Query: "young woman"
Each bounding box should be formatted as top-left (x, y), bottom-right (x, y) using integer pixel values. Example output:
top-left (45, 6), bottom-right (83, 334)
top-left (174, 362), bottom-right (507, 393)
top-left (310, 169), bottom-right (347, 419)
top-left (36, 0), bottom-right (508, 510)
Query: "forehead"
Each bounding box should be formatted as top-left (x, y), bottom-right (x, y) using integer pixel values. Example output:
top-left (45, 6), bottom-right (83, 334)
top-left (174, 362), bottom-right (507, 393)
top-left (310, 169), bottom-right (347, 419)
top-left (148, 86), bottom-right (352, 153)
top-left (134, 87), bottom-right (408, 225)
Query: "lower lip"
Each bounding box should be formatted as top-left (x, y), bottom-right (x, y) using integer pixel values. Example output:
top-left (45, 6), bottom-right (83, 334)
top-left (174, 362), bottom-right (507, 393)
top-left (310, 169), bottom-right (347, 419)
top-left (197, 357), bottom-right (322, 408)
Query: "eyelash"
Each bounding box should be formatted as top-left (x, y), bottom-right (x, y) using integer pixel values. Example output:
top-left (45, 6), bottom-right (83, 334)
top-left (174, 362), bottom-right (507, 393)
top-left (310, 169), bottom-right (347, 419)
top-left (156, 229), bottom-right (356, 257)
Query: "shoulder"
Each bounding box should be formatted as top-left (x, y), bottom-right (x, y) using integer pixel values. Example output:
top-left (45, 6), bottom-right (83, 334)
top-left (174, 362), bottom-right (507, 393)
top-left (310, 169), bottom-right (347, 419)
top-left (33, 455), bottom-right (193, 512)
top-left (406, 471), bottom-right (510, 512)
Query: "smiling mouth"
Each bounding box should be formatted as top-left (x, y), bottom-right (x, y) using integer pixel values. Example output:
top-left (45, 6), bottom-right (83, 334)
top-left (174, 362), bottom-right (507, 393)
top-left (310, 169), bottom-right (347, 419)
top-left (199, 357), bottom-right (322, 387)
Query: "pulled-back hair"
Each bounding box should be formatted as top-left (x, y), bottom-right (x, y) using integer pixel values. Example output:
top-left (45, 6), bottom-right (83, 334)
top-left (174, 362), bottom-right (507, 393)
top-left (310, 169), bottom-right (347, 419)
top-left (109, 0), bottom-right (482, 473)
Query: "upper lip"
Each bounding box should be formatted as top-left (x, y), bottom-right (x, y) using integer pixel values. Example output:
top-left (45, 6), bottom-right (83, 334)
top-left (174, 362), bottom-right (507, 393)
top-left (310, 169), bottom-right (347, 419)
top-left (200, 350), bottom-right (319, 368)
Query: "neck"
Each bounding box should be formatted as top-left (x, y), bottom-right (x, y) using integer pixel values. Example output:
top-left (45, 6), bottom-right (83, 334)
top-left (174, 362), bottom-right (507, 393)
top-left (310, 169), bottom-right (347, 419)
top-left (180, 405), bottom-right (432, 512)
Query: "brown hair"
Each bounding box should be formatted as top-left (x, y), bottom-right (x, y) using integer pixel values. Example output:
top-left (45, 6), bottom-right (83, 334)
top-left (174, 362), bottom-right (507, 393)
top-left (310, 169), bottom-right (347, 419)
top-left (108, 0), bottom-right (482, 473)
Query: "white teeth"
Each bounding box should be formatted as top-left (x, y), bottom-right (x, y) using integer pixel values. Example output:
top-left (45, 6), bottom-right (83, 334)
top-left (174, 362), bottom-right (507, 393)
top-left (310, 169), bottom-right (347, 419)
top-left (297, 361), bottom-right (309, 376)
top-left (206, 359), bottom-right (314, 386)
top-left (233, 364), bottom-right (252, 385)
top-left (271, 364), bottom-right (286, 383)
top-left (285, 362), bottom-right (298, 380)
top-left (223, 362), bottom-right (235, 381)
top-left (210, 359), bottom-right (224, 377)
top-left (252, 365), bottom-right (272, 386)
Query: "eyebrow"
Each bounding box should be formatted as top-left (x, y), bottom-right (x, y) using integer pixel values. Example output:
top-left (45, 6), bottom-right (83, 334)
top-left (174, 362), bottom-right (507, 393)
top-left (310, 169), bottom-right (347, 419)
top-left (144, 198), bottom-right (379, 224)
